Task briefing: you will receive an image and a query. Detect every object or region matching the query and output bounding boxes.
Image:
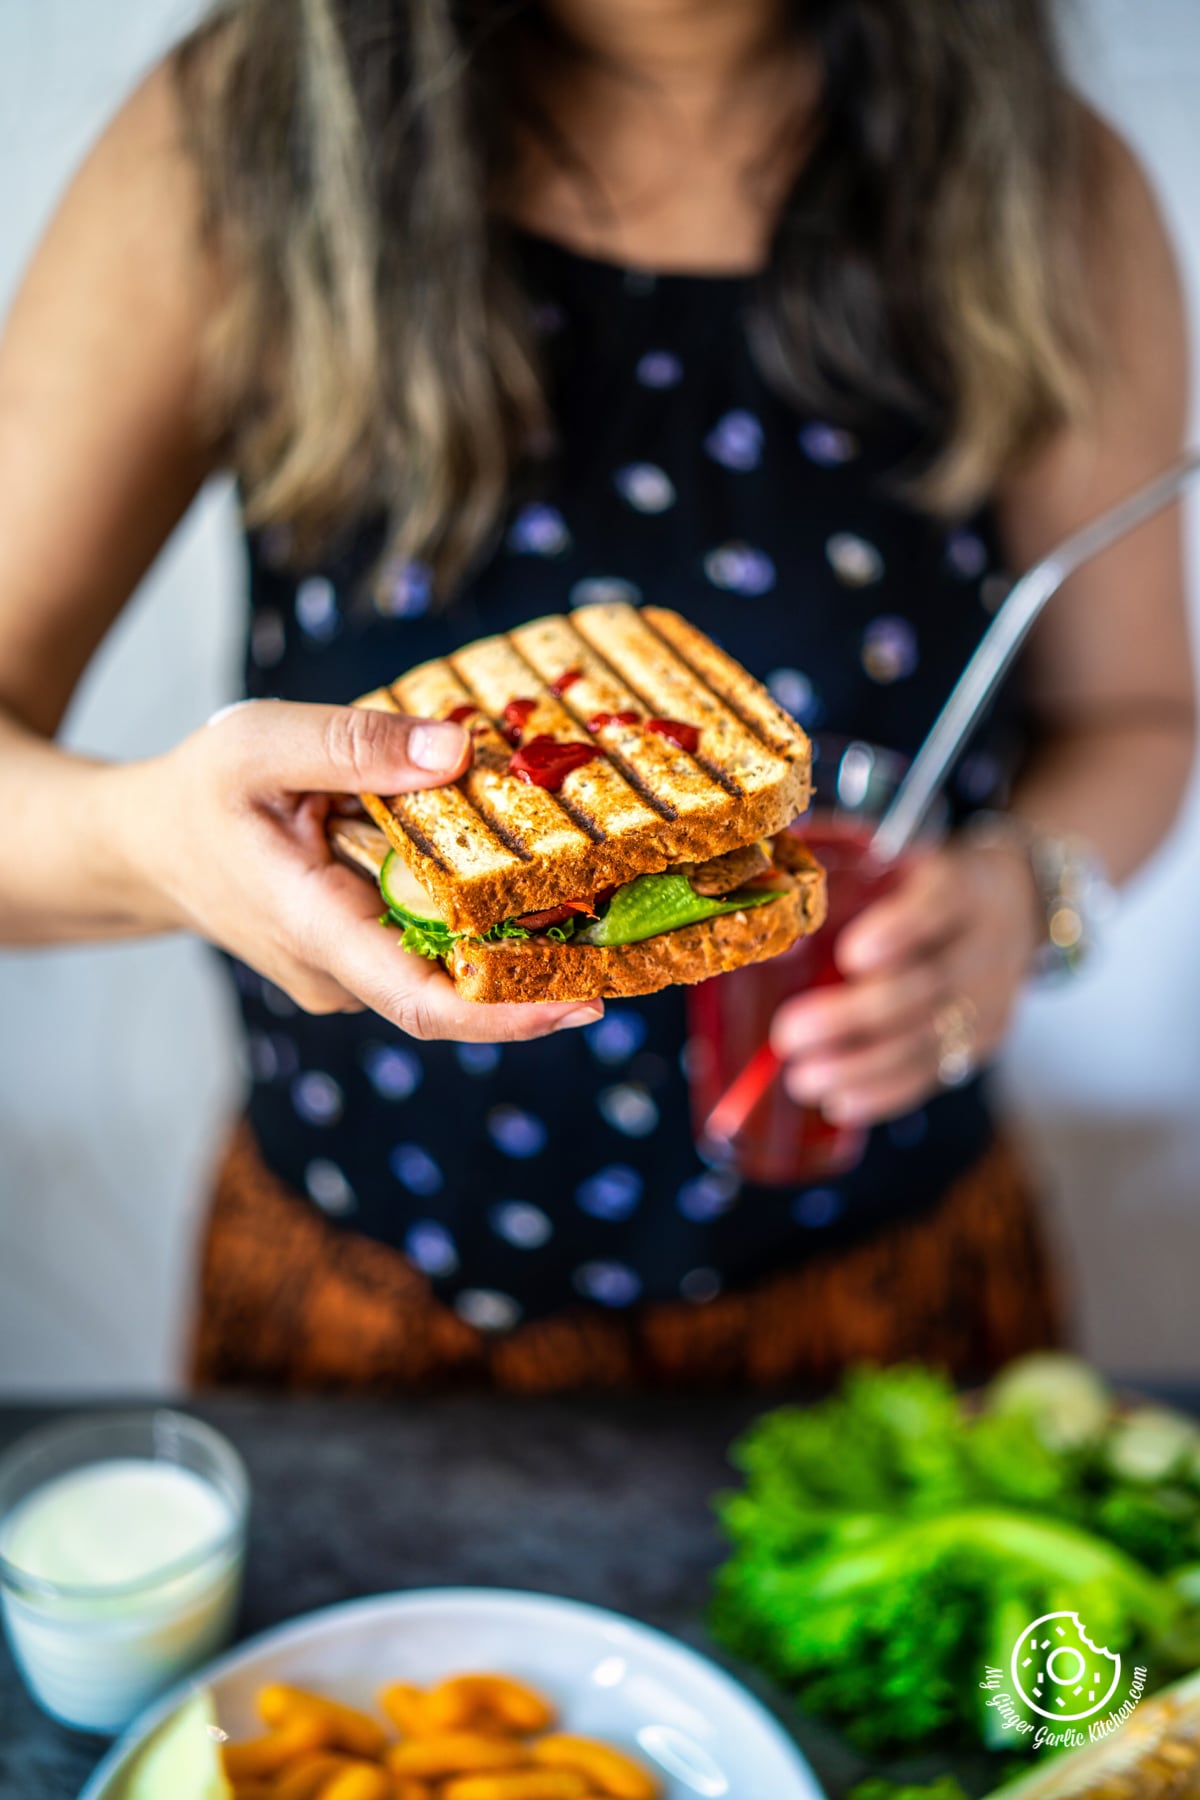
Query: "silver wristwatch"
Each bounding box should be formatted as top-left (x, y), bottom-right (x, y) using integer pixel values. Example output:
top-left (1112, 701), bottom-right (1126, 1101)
top-left (964, 811), bottom-right (1116, 980)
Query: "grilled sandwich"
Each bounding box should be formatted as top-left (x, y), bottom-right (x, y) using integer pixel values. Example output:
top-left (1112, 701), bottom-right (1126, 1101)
top-left (329, 603), bottom-right (826, 1004)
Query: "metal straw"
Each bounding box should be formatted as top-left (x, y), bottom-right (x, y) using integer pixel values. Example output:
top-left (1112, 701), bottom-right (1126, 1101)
top-left (870, 449), bottom-right (1200, 864)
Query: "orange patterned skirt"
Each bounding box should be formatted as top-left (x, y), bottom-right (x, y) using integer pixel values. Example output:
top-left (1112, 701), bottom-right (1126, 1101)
top-left (190, 1121), bottom-right (1062, 1393)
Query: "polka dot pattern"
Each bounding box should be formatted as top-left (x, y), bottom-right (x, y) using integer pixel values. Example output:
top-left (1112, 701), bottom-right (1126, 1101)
top-left (295, 576), bottom-right (340, 643)
top-left (377, 560), bottom-right (433, 619)
top-left (248, 1031), bottom-right (300, 1084)
top-left (704, 410), bottom-right (763, 471)
top-left (508, 504), bottom-right (571, 556)
top-left (456, 1288), bottom-right (523, 1331)
top-left (703, 542), bottom-right (776, 596)
top-left (636, 350), bottom-right (683, 388)
top-left (766, 667), bottom-right (819, 726)
top-left (576, 1164), bottom-right (643, 1221)
top-left (614, 464), bottom-right (676, 514)
top-left (597, 1083), bottom-right (659, 1138)
top-left (455, 1043), bottom-right (502, 1078)
top-left (799, 421), bottom-right (859, 465)
top-left (676, 1170), bottom-right (740, 1222)
top-left (487, 1105), bottom-right (548, 1159)
top-left (389, 1144), bottom-right (444, 1197)
top-left (569, 577), bottom-right (642, 609)
top-left (235, 223), bottom-right (1012, 1329)
top-left (945, 528), bottom-right (988, 580)
top-left (793, 1188), bottom-right (843, 1227)
top-left (490, 1201), bottom-right (553, 1250)
top-left (584, 1010), bottom-right (648, 1066)
top-left (305, 1160), bottom-right (356, 1215)
top-left (250, 610), bottom-right (286, 669)
top-left (291, 1072), bottom-right (344, 1127)
top-left (574, 1261), bottom-right (642, 1308)
top-left (405, 1220), bottom-right (458, 1276)
top-left (862, 615), bottom-right (919, 684)
top-left (361, 1044), bottom-right (422, 1101)
top-left (826, 532), bottom-right (884, 587)
top-left (680, 1267), bottom-right (722, 1304)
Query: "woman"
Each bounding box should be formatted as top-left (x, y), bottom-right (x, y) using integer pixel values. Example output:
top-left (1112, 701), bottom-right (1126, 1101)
top-left (0, 1), bottom-right (1191, 1389)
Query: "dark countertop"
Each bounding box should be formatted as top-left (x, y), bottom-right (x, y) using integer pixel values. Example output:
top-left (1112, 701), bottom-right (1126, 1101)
top-left (0, 1393), bottom-right (864, 1800)
top-left (7, 1386), bottom-right (1196, 1800)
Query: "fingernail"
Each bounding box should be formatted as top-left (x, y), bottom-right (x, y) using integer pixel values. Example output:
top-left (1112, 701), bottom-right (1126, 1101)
top-left (552, 1005), bottom-right (604, 1032)
top-left (772, 1016), bottom-right (813, 1056)
top-left (788, 1066), bottom-right (827, 1103)
top-left (410, 721), bottom-right (468, 772)
top-left (836, 935), bottom-right (877, 974)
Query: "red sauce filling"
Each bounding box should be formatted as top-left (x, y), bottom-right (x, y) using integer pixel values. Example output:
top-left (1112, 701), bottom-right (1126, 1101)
top-left (501, 696), bottom-right (538, 745)
top-left (517, 897), bottom-right (597, 931)
top-left (445, 703), bottom-right (478, 726)
top-left (647, 717), bottom-right (701, 754)
top-left (587, 710), bottom-right (640, 732)
top-left (549, 667), bottom-right (584, 698)
top-left (508, 735), bottom-right (599, 790)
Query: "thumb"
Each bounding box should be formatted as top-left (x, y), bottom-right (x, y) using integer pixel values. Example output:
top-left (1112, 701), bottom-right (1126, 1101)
top-left (215, 698), bottom-right (472, 794)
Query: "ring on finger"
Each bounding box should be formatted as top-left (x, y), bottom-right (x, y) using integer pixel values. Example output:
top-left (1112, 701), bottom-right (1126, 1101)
top-left (932, 994), bottom-right (977, 1088)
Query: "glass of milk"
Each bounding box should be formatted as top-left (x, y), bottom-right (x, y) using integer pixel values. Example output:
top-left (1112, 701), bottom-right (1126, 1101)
top-left (0, 1409), bottom-right (248, 1734)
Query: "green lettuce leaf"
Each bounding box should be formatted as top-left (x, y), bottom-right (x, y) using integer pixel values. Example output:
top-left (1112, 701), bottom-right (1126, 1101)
top-left (381, 868), bottom-right (779, 959)
top-left (383, 909), bottom-right (532, 960)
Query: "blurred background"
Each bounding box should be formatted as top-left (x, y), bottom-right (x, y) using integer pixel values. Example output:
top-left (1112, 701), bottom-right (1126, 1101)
top-left (0, 0), bottom-right (1197, 1394)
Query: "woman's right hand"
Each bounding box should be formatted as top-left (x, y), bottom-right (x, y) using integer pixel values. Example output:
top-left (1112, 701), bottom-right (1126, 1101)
top-left (121, 698), bottom-right (604, 1043)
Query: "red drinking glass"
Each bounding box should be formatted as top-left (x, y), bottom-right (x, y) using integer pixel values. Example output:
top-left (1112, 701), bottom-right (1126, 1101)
top-left (686, 739), bottom-right (923, 1186)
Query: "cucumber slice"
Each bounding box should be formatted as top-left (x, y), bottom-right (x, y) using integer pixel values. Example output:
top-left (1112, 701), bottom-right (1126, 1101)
top-left (575, 870), bottom-right (780, 949)
top-left (379, 850), bottom-right (449, 928)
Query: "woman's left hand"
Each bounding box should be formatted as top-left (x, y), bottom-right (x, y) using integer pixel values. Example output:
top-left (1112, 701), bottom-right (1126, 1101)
top-left (770, 840), bottom-right (1044, 1128)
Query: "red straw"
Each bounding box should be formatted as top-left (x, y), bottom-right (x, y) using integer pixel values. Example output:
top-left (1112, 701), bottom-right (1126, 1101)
top-left (703, 1040), bottom-right (782, 1144)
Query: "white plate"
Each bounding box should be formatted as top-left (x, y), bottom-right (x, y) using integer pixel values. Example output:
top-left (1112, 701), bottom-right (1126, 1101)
top-left (80, 1587), bottom-right (823, 1800)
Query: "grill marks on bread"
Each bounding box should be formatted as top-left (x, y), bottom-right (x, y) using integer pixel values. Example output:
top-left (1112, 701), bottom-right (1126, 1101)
top-left (509, 615), bottom-right (732, 821)
top-left (354, 604), bottom-right (811, 933)
top-left (641, 606), bottom-right (810, 760)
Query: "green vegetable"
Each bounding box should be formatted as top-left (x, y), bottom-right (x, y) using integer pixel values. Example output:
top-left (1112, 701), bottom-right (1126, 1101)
top-left (379, 849), bottom-right (449, 929)
top-left (575, 870), bottom-right (778, 947)
top-left (378, 858), bottom-right (778, 960)
top-left (986, 1354), bottom-right (1111, 1452)
top-left (1104, 1408), bottom-right (1200, 1484)
top-left (712, 1365), bottom-right (1198, 1755)
top-left (390, 913), bottom-right (532, 961)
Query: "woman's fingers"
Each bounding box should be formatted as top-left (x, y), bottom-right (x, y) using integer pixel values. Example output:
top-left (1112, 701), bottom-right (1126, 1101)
top-left (339, 923), bottom-right (605, 1043)
top-left (771, 955), bottom-right (950, 1059)
top-left (835, 853), bottom-right (968, 976)
top-left (213, 698), bottom-right (472, 795)
top-left (784, 1019), bottom-right (943, 1118)
top-left (302, 862), bottom-right (603, 1043)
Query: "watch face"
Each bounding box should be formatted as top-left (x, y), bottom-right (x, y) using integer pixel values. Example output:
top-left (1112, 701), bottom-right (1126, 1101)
top-left (1034, 836), bottom-right (1115, 977)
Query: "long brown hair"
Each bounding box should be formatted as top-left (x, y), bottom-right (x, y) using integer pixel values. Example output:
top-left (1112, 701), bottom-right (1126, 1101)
top-left (177, 0), bottom-right (1093, 593)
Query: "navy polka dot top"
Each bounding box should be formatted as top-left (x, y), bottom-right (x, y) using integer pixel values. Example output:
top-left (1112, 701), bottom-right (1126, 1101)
top-left (233, 229), bottom-right (1022, 1330)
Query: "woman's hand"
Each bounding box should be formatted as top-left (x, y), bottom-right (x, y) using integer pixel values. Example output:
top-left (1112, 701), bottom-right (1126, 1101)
top-left (121, 698), bottom-right (604, 1043)
top-left (770, 841), bottom-right (1043, 1127)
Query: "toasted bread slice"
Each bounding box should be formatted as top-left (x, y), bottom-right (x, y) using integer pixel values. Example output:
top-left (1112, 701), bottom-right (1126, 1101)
top-left (356, 604), bottom-right (811, 932)
top-left (447, 850), bottom-right (825, 1003)
top-left (328, 817), bottom-right (825, 1005)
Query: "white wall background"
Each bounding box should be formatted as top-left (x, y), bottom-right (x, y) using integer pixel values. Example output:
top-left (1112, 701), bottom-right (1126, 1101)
top-left (0, 0), bottom-right (1196, 1393)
